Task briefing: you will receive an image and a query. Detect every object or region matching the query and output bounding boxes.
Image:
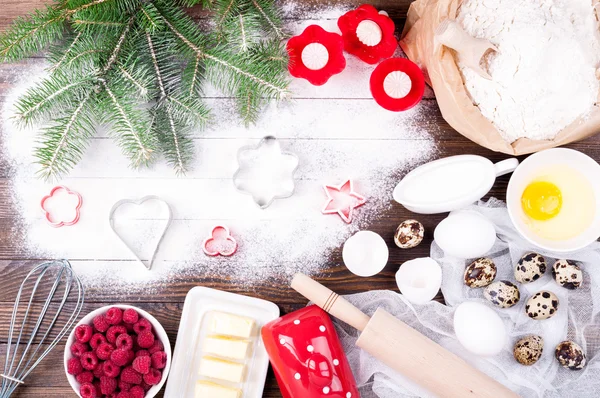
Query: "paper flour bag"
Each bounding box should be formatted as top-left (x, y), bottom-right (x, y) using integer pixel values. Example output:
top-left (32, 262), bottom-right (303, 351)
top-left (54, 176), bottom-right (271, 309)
top-left (400, 0), bottom-right (600, 155)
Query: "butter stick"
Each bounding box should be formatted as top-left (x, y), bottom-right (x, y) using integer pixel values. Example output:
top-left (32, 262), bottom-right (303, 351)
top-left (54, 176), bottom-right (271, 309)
top-left (203, 335), bottom-right (250, 360)
top-left (198, 356), bottom-right (246, 383)
top-left (195, 381), bottom-right (241, 398)
top-left (210, 311), bottom-right (255, 338)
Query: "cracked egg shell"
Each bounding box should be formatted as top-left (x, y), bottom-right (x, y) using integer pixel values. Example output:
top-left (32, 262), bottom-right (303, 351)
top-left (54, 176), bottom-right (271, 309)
top-left (525, 290), bottom-right (559, 320)
top-left (464, 258), bottom-right (497, 288)
top-left (484, 280), bottom-right (520, 308)
top-left (555, 341), bottom-right (586, 370)
top-left (515, 252), bottom-right (547, 284)
top-left (513, 335), bottom-right (543, 366)
top-left (394, 219), bottom-right (424, 249)
top-left (552, 259), bottom-right (583, 290)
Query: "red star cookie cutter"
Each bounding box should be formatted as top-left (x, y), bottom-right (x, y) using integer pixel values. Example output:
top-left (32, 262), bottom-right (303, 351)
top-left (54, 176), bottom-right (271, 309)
top-left (202, 226), bottom-right (238, 257)
top-left (40, 186), bottom-right (82, 228)
top-left (322, 179), bottom-right (366, 223)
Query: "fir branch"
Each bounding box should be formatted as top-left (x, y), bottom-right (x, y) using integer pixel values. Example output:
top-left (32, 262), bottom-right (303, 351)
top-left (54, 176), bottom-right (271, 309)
top-left (153, 107), bottom-right (194, 174)
top-left (222, 12), bottom-right (262, 53)
top-left (182, 55), bottom-right (203, 97)
top-left (49, 31), bottom-right (82, 71)
top-left (166, 93), bottom-right (210, 126)
top-left (248, 0), bottom-right (284, 39)
top-left (137, 3), bottom-right (165, 33)
top-left (102, 15), bottom-right (135, 74)
top-left (214, 0), bottom-right (239, 27)
top-left (72, 19), bottom-right (125, 29)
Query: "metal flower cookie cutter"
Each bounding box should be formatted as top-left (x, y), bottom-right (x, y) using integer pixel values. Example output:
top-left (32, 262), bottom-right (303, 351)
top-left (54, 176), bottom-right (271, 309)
top-left (108, 195), bottom-right (173, 271)
top-left (233, 136), bottom-right (299, 209)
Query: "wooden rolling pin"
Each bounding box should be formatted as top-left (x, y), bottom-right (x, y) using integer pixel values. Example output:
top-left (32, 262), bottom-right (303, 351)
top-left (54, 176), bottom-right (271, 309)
top-left (291, 274), bottom-right (518, 398)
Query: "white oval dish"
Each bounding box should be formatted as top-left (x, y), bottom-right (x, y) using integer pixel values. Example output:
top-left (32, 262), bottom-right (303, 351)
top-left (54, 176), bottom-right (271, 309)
top-left (393, 155), bottom-right (518, 214)
top-left (506, 148), bottom-right (600, 252)
top-left (64, 304), bottom-right (172, 398)
top-left (453, 301), bottom-right (506, 357)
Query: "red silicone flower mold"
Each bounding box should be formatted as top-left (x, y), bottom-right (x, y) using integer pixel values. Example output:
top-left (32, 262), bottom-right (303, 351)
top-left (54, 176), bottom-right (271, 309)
top-left (370, 57), bottom-right (425, 112)
top-left (338, 4), bottom-right (397, 64)
top-left (40, 186), bottom-right (82, 228)
top-left (202, 226), bottom-right (237, 257)
top-left (287, 24), bottom-right (346, 86)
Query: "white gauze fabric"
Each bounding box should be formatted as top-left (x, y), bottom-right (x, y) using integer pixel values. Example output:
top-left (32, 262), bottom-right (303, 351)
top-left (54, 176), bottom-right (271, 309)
top-left (332, 198), bottom-right (600, 397)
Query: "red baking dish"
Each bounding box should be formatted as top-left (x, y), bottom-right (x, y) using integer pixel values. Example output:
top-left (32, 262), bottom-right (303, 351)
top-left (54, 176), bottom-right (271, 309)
top-left (262, 305), bottom-right (359, 398)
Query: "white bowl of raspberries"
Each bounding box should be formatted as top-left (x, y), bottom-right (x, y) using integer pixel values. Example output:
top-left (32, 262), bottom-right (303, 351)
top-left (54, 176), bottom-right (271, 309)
top-left (64, 305), bottom-right (172, 398)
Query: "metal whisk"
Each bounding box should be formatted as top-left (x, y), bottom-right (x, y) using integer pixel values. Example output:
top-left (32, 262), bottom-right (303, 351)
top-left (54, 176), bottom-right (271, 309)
top-left (0, 260), bottom-right (84, 397)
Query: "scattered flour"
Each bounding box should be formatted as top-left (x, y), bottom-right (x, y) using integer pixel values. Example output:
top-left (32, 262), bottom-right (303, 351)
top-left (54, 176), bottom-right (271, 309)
top-left (0, 16), bottom-right (437, 294)
top-left (458, 0), bottom-right (600, 143)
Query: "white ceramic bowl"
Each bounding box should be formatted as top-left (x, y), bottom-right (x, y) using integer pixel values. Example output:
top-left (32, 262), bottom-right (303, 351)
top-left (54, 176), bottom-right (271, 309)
top-left (64, 305), bottom-right (172, 397)
top-left (507, 148), bottom-right (600, 252)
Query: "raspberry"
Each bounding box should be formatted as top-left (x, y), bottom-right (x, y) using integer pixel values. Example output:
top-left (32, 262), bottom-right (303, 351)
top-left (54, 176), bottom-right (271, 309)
top-left (116, 392), bottom-right (132, 398)
top-left (132, 355), bottom-right (151, 375)
top-left (133, 319), bottom-right (151, 335)
top-left (116, 334), bottom-right (134, 350)
top-left (110, 348), bottom-right (131, 367)
top-left (92, 361), bottom-right (105, 378)
top-left (137, 331), bottom-right (155, 349)
top-left (93, 315), bottom-right (110, 333)
top-left (143, 368), bottom-right (162, 385)
top-left (76, 371), bottom-right (94, 384)
top-left (103, 360), bottom-right (121, 378)
top-left (135, 350), bottom-right (150, 358)
top-left (106, 325), bottom-right (128, 344)
top-left (70, 341), bottom-right (89, 357)
top-left (67, 357), bottom-right (84, 375)
top-left (96, 342), bottom-right (115, 361)
top-left (129, 386), bottom-right (145, 398)
top-left (80, 351), bottom-right (99, 370)
top-left (119, 380), bottom-right (132, 391)
top-left (120, 366), bottom-right (142, 385)
top-left (93, 381), bottom-right (102, 396)
top-left (140, 381), bottom-right (152, 392)
top-left (151, 351), bottom-right (167, 370)
top-left (122, 309), bottom-right (139, 324)
top-left (147, 340), bottom-right (163, 354)
top-left (99, 376), bottom-right (118, 395)
top-left (105, 307), bottom-right (123, 325)
top-left (90, 333), bottom-right (107, 349)
top-left (79, 382), bottom-right (97, 398)
top-left (124, 322), bottom-right (135, 332)
top-left (75, 324), bottom-right (94, 343)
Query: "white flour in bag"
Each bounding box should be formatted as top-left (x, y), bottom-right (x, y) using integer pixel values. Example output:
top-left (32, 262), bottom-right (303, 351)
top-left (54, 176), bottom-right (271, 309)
top-left (458, 0), bottom-right (600, 143)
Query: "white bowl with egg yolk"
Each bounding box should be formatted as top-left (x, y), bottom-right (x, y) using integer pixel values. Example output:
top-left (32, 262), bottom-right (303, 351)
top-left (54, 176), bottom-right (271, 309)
top-left (507, 148), bottom-right (600, 252)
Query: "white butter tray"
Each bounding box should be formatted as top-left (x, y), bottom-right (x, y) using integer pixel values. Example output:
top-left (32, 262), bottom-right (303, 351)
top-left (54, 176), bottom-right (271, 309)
top-left (164, 286), bottom-right (280, 398)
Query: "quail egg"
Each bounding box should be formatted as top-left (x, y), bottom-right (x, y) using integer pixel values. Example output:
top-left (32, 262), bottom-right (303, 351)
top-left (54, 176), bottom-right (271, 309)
top-left (394, 219), bottom-right (424, 249)
top-left (525, 290), bottom-right (559, 320)
top-left (552, 259), bottom-right (583, 290)
top-left (555, 341), bottom-right (586, 370)
top-left (484, 281), bottom-right (520, 308)
top-left (515, 253), bottom-right (546, 283)
top-left (464, 258), bottom-right (497, 288)
top-left (513, 335), bottom-right (543, 366)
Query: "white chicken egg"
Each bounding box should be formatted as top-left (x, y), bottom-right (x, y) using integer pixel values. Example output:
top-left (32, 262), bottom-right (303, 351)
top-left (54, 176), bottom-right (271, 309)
top-left (434, 211), bottom-right (496, 258)
top-left (454, 301), bottom-right (507, 357)
top-left (395, 257), bottom-right (442, 305)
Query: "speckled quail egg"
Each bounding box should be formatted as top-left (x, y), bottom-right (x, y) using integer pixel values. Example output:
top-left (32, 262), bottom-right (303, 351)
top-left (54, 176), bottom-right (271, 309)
top-left (463, 258), bottom-right (497, 288)
top-left (484, 281), bottom-right (520, 308)
top-left (552, 259), bottom-right (583, 290)
top-left (513, 335), bottom-right (544, 366)
top-left (515, 253), bottom-right (547, 283)
top-left (555, 341), bottom-right (586, 370)
top-left (525, 290), bottom-right (559, 320)
top-left (394, 219), bottom-right (424, 249)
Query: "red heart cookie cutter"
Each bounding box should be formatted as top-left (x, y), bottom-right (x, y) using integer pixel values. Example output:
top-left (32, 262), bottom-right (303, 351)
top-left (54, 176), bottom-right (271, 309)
top-left (202, 226), bottom-right (238, 257)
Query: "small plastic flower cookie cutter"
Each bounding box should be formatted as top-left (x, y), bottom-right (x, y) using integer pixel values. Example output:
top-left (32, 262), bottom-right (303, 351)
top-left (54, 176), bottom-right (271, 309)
top-left (108, 195), bottom-right (173, 271)
top-left (338, 4), bottom-right (397, 64)
top-left (370, 57), bottom-right (425, 112)
top-left (322, 179), bottom-right (366, 223)
top-left (40, 186), bottom-right (83, 228)
top-left (202, 226), bottom-right (237, 257)
top-left (286, 24), bottom-right (346, 86)
top-left (233, 136), bottom-right (299, 209)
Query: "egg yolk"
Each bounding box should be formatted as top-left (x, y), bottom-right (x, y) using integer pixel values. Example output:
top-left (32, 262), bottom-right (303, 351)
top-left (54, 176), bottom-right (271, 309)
top-left (521, 181), bottom-right (563, 221)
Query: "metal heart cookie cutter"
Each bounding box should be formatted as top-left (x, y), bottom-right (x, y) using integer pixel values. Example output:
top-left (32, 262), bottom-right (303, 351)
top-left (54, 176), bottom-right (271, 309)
top-left (233, 136), bottom-right (299, 209)
top-left (108, 195), bottom-right (173, 271)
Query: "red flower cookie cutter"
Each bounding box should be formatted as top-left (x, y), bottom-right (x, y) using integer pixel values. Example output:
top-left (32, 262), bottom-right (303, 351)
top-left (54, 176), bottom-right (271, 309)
top-left (202, 226), bottom-right (237, 257)
top-left (338, 4), bottom-right (397, 64)
top-left (287, 24), bottom-right (346, 86)
top-left (370, 57), bottom-right (425, 112)
top-left (322, 179), bottom-right (366, 224)
top-left (40, 186), bottom-right (82, 228)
